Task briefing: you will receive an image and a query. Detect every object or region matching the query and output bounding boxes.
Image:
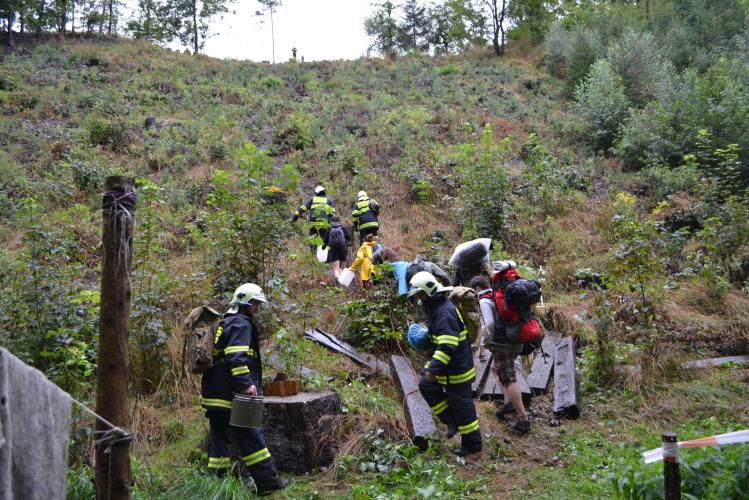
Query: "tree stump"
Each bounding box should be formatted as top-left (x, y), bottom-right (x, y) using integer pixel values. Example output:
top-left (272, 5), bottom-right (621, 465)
top-left (262, 390), bottom-right (342, 474)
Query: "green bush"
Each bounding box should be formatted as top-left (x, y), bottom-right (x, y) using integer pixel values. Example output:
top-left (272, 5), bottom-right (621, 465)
top-left (575, 59), bottom-right (630, 150)
top-left (437, 64), bottom-right (458, 76)
top-left (84, 118), bottom-right (132, 151)
top-left (340, 287), bottom-right (407, 353)
top-left (606, 29), bottom-right (672, 106)
top-left (260, 74), bottom-right (284, 88)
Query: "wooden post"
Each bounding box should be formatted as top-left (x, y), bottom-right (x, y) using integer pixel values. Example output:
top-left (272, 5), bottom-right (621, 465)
top-left (662, 432), bottom-right (681, 500)
top-left (95, 176), bottom-right (136, 500)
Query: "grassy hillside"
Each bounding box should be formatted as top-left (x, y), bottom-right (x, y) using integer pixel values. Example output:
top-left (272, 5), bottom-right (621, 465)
top-left (2, 35), bottom-right (748, 498)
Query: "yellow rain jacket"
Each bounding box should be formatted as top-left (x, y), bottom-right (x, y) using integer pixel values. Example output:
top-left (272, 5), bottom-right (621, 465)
top-left (349, 240), bottom-right (377, 283)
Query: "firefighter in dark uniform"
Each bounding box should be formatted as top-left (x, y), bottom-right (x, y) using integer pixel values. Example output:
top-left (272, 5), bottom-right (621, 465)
top-left (408, 271), bottom-right (482, 457)
top-left (352, 190), bottom-right (381, 243)
top-left (291, 185), bottom-right (336, 247)
top-left (201, 283), bottom-right (288, 494)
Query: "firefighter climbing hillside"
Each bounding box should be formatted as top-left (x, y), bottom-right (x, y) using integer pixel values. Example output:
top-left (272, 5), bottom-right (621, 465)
top-left (352, 190), bottom-right (380, 243)
top-left (291, 185), bottom-right (336, 247)
top-left (408, 272), bottom-right (482, 457)
top-left (200, 283), bottom-right (288, 494)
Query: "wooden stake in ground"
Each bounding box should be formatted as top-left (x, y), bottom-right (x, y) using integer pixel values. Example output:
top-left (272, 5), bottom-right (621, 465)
top-left (94, 176), bottom-right (136, 500)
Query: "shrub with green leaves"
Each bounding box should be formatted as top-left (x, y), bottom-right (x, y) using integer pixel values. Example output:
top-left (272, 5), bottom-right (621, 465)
top-left (452, 125), bottom-right (510, 242)
top-left (340, 287), bottom-right (407, 353)
top-left (575, 59), bottom-right (630, 151)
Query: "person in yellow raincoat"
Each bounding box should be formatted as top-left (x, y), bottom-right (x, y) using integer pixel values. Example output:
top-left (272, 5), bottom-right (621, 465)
top-left (348, 234), bottom-right (378, 288)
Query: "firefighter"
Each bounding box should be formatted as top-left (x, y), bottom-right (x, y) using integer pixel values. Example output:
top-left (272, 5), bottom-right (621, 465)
top-left (351, 190), bottom-right (380, 243)
top-left (408, 271), bottom-right (482, 457)
top-left (291, 185), bottom-right (336, 247)
top-left (200, 283), bottom-right (289, 494)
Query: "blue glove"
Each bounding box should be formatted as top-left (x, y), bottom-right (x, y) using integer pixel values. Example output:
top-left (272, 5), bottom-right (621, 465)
top-left (407, 323), bottom-right (431, 351)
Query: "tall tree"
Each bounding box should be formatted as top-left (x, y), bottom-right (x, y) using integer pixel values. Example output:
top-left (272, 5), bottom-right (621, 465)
top-left (428, 0), bottom-right (487, 53)
top-left (400, 0), bottom-right (428, 51)
top-left (255, 0), bottom-right (281, 64)
top-left (507, 0), bottom-right (557, 41)
top-left (364, 0), bottom-right (400, 58)
top-left (126, 0), bottom-right (169, 41)
top-left (483, 0), bottom-right (507, 55)
top-left (2, 0), bottom-right (16, 46)
top-left (169, 0), bottom-right (233, 54)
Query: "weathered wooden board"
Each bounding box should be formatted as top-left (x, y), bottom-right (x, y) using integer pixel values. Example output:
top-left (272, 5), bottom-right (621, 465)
top-left (304, 328), bottom-right (390, 377)
top-left (682, 355), bottom-right (749, 370)
top-left (552, 336), bottom-right (580, 418)
top-left (471, 351), bottom-right (493, 398)
top-left (390, 355), bottom-right (438, 450)
top-left (527, 333), bottom-right (561, 394)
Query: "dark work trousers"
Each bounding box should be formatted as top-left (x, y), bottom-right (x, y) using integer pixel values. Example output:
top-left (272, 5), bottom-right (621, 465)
top-left (358, 226), bottom-right (379, 244)
top-left (206, 410), bottom-right (281, 488)
top-left (418, 379), bottom-right (482, 450)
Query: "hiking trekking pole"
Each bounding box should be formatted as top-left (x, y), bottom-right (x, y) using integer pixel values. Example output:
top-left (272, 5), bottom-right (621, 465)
top-left (662, 432), bottom-right (681, 500)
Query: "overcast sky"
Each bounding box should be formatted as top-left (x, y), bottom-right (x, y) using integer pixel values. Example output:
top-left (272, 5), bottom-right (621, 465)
top-left (197, 0), bottom-right (374, 62)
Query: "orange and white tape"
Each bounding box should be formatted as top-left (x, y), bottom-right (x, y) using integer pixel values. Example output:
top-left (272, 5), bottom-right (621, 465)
top-left (643, 430), bottom-right (749, 464)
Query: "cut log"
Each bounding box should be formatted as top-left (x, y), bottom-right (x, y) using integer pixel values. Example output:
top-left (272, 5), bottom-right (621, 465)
top-left (552, 336), bottom-right (580, 419)
top-left (682, 355), bottom-right (749, 370)
top-left (262, 390), bottom-right (342, 474)
top-left (390, 355), bottom-right (438, 450)
top-left (304, 328), bottom-right (390, 377)
top-left (527, 332), bottom-right (562, 394)
top-left (471, 351), bottom-right (493, 398)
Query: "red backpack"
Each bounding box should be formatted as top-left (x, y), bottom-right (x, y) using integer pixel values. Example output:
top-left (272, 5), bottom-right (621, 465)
top-left (489, 269), bottom-right (543, 344)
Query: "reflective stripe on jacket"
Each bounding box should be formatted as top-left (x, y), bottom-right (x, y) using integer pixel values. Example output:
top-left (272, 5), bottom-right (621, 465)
top-left (423, 294), bottom-right (475, 385)
top-left (295, 196), bottom-right (336, 227)
top-left (352, 198), bottom-right (379, 230)
top-left (201, 312), bottom-right (262, 411)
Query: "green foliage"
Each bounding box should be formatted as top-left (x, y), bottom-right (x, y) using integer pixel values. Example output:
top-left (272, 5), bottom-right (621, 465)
top-left (606, 30), bottom-right (671, 107)
top-left (276, 111), bottom-right (314, 151)
top-left (340, 287), bottom-right (407, 353)
top-left (574, 59), bottom-right (630, 150)
top-left (339, 379), bottom-right (400, 416)
top-left (342, 436), bottom-right (486, 498)
top-left (452, 125), bottom-right (510, 241)
top-left (84, 118), bottom-right (132, 152)
top-left (605, 194), bottom-right (670, 323)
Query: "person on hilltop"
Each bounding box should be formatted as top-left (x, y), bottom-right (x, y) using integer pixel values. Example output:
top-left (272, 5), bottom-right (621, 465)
top-left (348, 233), bottom-right (378, 289)
top-left (323, 215), bottom-right (350, 281)
top-left (408, 271), bottom-right (482, 457)
top-left (480, 260), bottom-right (531, 435)
top-left (291, 185), bottom-right (336, 248)
top-left (200, 283), bottom-right (289, 494)
top-left (352, 190), bottom-right (381, 243)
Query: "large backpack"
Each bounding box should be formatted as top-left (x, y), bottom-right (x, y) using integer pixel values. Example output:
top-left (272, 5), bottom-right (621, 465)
top-left (448, 286), bottom-right (482, 343)
top-left (490, 272), bottom-right (544, 349)
top-left (328, 224), bottom-right (346, 249)
top-left (184, 306), bottom-right (222, 374)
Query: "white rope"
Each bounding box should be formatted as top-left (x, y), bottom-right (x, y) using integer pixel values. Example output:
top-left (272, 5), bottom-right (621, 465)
top-left (70, 396), bottom-right (131, 445)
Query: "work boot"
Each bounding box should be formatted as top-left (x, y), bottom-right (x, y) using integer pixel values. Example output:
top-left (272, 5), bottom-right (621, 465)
top-left (450, 445), bottom-right (482, 457)
top-left (494, 401), bottom-right (515, 419)
top-left (257, 477), bottom-right (289, 496)
top-left (511, 419), bottom-right (531, 436)
top-left (446, 422), bottom-right (458, 439)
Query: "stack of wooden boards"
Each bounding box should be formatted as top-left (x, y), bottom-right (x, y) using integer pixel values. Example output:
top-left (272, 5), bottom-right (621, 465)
top-left (390, 331), bottom-right (580, 447)
top-left (302, 328), bottom-right (581, 447)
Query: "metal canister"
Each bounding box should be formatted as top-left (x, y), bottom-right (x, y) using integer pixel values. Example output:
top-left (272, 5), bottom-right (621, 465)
top-left (230, 395), bottom-right (264, 428)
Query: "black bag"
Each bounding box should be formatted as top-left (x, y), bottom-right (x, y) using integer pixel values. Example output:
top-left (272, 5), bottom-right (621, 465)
top-left (503, 279), bottom-right (542, 319)
top-left (328, 225), bottom-right (346, 248)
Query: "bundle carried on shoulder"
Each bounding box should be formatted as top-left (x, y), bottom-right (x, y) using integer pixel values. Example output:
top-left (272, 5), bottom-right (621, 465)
top-left (447, 238), bottom-right (491, 269)
top-left (448, 286), bottom-right (482, 343)
top-left (185, 305), bottom-right (222, 374)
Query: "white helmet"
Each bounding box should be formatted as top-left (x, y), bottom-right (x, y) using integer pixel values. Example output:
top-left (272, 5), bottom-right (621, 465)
top-left (357, 190), bottom-right (368, 201)
top-left (408, 271), bottom-right (452, 298)
top-left (231, 283), bottom-right (268, 305)
top-left (314, 185), bottom-right (326, 195)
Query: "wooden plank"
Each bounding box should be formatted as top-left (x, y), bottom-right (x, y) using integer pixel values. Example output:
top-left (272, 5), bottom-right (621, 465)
top-left (552, 336), bottom-right (580, 419)
top-left (528, 330), bottom-right (563, 394)
top-left (471, 351), bottom-right (493, 398)
top-left (308, 328), bottom-right (390, 377)
top-left (389, 355), bottom-right (438, 451)
top-left (682, 356), bottom-right (749, 370)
